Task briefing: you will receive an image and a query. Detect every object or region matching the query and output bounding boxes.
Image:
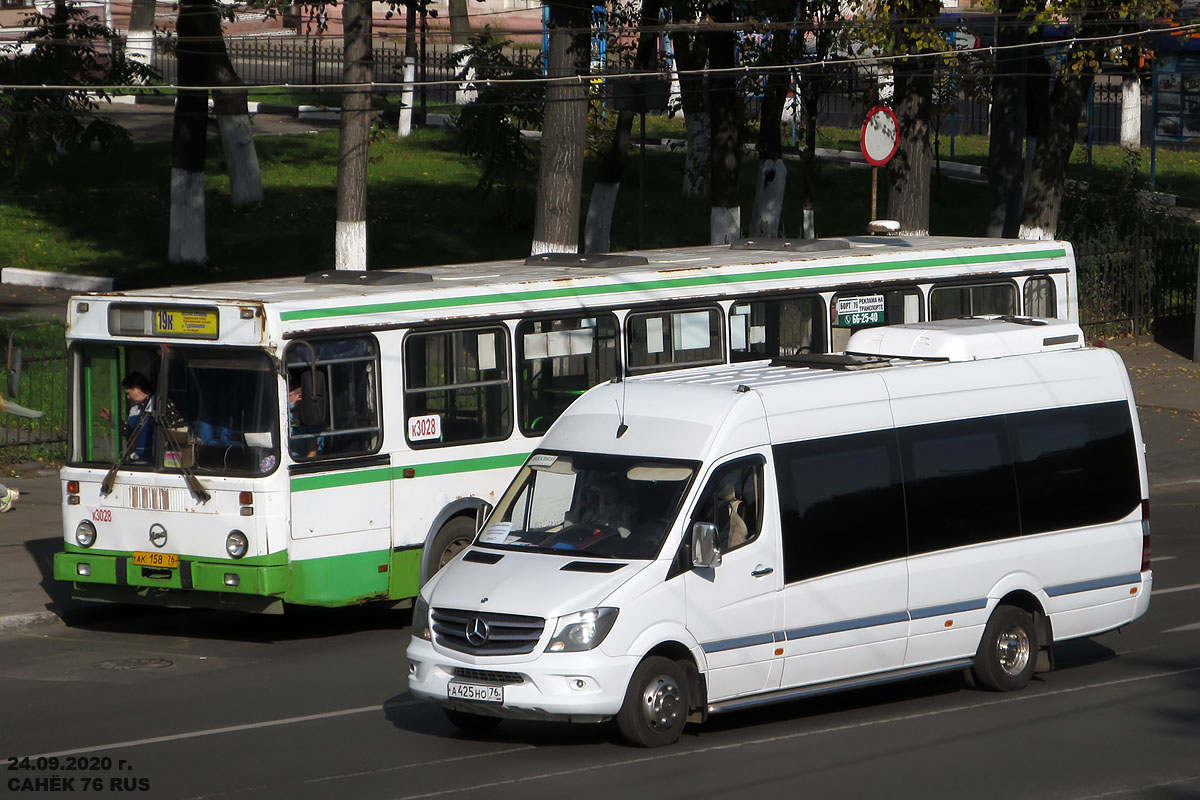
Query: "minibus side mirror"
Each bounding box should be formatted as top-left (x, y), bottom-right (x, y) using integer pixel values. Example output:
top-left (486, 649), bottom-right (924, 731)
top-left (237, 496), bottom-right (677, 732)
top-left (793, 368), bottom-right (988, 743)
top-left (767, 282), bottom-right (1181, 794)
top-left (691, 522), bottom-right (722, 569)
top-left (300, 369), bottom-right (327, 427)
top-left (6, 345), bottom-right (20, 398)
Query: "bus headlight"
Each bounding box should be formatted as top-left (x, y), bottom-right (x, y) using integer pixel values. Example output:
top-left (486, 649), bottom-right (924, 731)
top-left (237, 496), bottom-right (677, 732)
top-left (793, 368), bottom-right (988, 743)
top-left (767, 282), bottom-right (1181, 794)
top-left (546, 608), bottom-right (618, 653)
top-left (75, 520), bottom-right (97, 548)
top-left (225, 530), bottom-right (248, 559)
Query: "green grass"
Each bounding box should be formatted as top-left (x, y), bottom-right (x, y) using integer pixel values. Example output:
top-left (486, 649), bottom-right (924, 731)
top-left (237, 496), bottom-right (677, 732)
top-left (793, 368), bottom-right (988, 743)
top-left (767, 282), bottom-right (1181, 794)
top-left (1, 116), bottom-right (1196, 289)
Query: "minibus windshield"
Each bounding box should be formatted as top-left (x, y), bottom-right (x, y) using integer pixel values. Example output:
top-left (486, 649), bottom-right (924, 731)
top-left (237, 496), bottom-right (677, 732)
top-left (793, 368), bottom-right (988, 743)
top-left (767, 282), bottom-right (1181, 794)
top-left (478, 452), bottom-right (698, 560)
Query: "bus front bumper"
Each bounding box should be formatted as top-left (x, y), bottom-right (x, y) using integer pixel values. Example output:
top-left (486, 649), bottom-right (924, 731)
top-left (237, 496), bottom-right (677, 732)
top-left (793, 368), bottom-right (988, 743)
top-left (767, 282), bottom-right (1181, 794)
top-left (54, 550), bottom-right (288, 598)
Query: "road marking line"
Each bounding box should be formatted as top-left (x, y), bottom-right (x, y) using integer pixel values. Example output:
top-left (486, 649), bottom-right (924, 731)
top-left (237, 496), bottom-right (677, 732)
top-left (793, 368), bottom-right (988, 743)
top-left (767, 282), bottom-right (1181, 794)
top-left (306, 746), bottom-right (536, 783)
top-left (1152, 582), bottom-right (1200, 595)
top-left (389, 666), bottom-right (1200, 800)
top-left (25, 700), bottom-right (424, 759)
top-left (1149, 556), bottom-right (1175, 562)
top-left (1163, 621), bottom-right (1200, 633)
top-left (1074, 775), bottom-right (1200, 798)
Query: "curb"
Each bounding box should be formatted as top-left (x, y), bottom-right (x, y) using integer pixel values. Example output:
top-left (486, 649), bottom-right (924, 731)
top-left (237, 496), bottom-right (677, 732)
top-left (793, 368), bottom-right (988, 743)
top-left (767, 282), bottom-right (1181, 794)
top-left (1, 267), bottom-right (113, 292)
top-left (0, 610), bottom-right (58, 633)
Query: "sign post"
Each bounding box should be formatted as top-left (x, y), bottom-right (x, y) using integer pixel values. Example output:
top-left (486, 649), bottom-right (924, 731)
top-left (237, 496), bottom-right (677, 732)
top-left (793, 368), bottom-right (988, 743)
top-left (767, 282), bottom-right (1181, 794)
top-left (860, 105), bottom-right (900, 220)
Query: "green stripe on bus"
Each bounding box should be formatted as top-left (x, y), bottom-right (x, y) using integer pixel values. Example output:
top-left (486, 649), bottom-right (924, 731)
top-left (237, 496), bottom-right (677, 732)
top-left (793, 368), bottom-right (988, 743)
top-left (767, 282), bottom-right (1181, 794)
top-left (290, 452), bottom-right (530, 492)
top-left (280, 249), bottom-right (1067, 322)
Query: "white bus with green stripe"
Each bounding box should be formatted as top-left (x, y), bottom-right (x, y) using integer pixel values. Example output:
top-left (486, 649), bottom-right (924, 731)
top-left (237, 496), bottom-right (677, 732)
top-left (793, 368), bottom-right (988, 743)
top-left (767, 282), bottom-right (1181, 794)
top-left (53, 235), bottom-right (1079, 612)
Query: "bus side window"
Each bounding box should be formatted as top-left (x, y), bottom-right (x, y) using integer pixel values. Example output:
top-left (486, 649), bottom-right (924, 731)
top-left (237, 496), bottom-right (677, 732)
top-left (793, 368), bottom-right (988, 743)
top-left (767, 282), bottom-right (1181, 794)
top-left (731, 295), bottom-right (825, 362)
top-left (1023, 276), bottom-right (1056, 317)
top-left (286, 337), bottom-right (382, 461)
top-left (517, 314), bottom-right (619, 437)
top-left (930, 282), bottom-right (1017, 320)
top-left (626, 307), bottom-right (724, 374)
top-left (404, 326), bottom-right (512, 447)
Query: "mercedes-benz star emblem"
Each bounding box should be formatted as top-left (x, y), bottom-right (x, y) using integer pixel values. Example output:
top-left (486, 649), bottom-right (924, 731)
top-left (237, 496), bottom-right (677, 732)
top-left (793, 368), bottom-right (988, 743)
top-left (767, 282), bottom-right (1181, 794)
top-left (465, 617), bottom-right (490, 647)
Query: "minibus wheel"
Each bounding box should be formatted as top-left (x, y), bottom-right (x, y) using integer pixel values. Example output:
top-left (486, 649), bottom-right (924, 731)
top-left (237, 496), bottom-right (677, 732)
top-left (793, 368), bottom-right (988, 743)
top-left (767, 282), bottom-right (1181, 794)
top-left (617, 656), bottom-right (688, 747)
top-left (444, 708), bottom-right (502, 735)
top-left (972, 605), bottom-right (1038, 692)
top-left (427, 516), bottom-right (476, 582)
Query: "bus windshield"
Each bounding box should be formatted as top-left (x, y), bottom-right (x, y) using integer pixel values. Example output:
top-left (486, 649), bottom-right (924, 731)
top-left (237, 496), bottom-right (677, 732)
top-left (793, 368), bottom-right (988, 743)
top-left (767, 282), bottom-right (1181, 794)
top-left (478, 452), bottom-right (698, 560)
top-left (70, 343), bottom-right (280, 476)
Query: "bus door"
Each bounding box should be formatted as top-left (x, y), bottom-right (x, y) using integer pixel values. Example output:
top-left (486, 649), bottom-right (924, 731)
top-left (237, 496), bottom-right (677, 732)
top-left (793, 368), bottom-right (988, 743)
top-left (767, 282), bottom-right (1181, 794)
top-left (285, 336), bottom-right (393, 604)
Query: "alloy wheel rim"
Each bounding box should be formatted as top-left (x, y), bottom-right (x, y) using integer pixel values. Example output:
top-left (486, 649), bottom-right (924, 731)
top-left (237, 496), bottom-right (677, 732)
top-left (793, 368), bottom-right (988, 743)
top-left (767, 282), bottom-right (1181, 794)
top-left (997, 624), bottom-right (1031, 676)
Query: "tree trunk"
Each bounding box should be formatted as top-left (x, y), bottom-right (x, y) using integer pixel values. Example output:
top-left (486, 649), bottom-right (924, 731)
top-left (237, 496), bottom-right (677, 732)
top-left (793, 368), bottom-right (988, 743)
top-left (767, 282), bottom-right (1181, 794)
top-left (750, 25), bottom-right (791, 238)
top-left (168, 0), bottom-right (209, 266)
top-left (187, 0), bottom-right (263, 208)
top-left (583, 0), bottom-right (662, 253)
top-left (1121, 68), bottom-right (1141, 150)
top-left (671, 30), bottom-right (710, 200)
top-left (127, 0), bottom-right (155, 68)
top-left (531, 0), bottom-right (591, 255)
top-left (985, 0), bottom-right (1027, 238)
top-left (707, 2), bottom-right (740, 245)
top-left (336, 0), bottom-right (373, 270)
top-left (1019, 69), bottom-right (1094, 240)
top-left (886, 56), bottom-right (932, 236)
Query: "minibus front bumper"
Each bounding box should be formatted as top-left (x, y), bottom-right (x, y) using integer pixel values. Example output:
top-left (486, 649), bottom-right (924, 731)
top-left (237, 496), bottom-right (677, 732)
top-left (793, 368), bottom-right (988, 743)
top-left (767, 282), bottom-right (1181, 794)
top-left (406, 636), bottom-right (638, 722)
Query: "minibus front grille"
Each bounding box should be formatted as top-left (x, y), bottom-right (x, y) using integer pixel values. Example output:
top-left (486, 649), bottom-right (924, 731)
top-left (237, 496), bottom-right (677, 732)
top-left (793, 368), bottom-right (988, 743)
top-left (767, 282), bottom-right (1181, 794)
top-left (453, 667), bottom-right (526, 685)
top-left (431, 608), bottom-right (545, 656)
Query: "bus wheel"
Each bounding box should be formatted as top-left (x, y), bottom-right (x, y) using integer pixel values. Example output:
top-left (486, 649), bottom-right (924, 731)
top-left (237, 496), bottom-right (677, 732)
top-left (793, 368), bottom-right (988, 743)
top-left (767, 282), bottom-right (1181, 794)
top-left (616, 656), bottom-right (688, 747)
top-left (444, 708), bottom-right (502, 735)
top-left (972, 605), bottom-right (1038, 692)
top-left (427, 516), bottom-right (475, 580)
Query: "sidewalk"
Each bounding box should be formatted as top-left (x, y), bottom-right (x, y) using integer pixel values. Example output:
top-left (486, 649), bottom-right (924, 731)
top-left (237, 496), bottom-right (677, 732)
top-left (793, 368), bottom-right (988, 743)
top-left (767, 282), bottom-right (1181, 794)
top-left (2, 332), bottom-right (1197, 633)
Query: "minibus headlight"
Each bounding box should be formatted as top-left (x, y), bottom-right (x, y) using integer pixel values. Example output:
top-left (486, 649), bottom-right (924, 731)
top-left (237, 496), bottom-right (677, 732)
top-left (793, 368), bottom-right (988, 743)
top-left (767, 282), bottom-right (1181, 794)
top-left (413, 594), bottom-right (432, 641)
top-left (546, 608), bottom-right (618, 653)
top-left (225, 530), bottom-right (248, 559)
top-left (75, 520), bottom-right (97, 548)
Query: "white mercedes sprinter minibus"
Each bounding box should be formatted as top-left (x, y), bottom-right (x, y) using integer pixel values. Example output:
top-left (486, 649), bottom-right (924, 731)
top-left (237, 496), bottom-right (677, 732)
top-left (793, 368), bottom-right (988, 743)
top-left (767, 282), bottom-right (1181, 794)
top-left (406, 317), bottom-right (1152, 747)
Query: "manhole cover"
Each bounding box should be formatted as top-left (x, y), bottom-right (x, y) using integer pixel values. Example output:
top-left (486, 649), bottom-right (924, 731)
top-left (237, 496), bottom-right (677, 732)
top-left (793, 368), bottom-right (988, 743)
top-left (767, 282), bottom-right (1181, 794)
top-left (93, 658), bottom-right (174, 671)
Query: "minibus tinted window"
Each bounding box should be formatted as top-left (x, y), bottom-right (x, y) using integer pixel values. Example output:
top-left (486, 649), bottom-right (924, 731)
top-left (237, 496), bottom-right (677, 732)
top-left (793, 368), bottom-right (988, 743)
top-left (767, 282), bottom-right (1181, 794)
top-left (775, 430), bottom-right (907, 583)
top-left (900, 415), bottom-right (1020, 554)
top-left (1008, 402), bottom-right (1140, 533)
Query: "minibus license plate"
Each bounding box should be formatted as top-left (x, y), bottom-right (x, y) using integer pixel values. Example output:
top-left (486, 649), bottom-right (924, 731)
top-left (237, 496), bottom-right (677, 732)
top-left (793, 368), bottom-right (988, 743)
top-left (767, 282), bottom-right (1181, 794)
top-left (132, 551), bottom-right (179, 569)
top-left (447, 682), bottom-right (503, 703)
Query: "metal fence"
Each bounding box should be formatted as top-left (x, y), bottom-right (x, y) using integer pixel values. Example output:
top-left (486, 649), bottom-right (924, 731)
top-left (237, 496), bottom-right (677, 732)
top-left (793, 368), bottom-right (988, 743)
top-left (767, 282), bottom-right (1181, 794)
top-left (143, 34), bottom-right (1169, 151)
top-left (1077, 235), bottom-right (1199, 337)
top-left (1, 323), bottom-right (67, 461)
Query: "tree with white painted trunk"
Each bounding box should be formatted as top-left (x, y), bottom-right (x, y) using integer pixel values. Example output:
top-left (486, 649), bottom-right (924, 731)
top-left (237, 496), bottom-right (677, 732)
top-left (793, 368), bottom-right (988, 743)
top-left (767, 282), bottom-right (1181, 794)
top-left (748, 7), bottom-right (794, 239)
top-left (531, 0), bottom-right (591, 255)
top-left (335, 0), bottom-right (373, 270)
top-left (664, 1), bottom-right (710, 201)
top-left (706, 0), bottom-right (741, 245)
top-left (583, 0), bottom-right (663, 253)
top-left (984, 0), bottom-right (1029, 239)
top-left (169, 0), bottom-right (210, 265)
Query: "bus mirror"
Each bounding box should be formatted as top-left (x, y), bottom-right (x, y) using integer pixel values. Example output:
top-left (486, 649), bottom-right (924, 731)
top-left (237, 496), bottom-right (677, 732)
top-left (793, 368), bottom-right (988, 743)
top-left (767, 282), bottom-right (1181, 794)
top-left (691, 522), bottom-right (721, 569)
top-left (6, 345), bottom-right (21, 398)
top-left (300, 370), bottom-right (327, 427)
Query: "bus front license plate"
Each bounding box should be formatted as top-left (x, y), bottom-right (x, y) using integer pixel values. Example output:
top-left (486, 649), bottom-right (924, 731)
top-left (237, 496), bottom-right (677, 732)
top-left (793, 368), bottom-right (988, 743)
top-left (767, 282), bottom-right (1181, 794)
top-left (447, 682), bottom-right (503, 703)
top-left (132, 551), bottom-right (179, 569)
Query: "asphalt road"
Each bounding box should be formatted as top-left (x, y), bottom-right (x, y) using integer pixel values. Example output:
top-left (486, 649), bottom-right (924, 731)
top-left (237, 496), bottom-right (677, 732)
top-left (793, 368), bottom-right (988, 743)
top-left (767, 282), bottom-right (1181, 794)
top-left (2, 408), bottom-right (1198, 800)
